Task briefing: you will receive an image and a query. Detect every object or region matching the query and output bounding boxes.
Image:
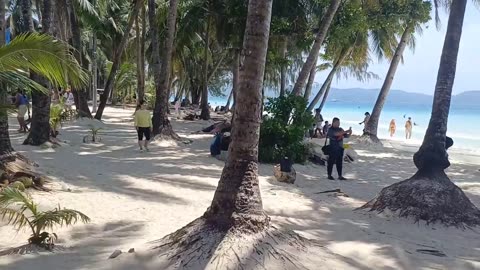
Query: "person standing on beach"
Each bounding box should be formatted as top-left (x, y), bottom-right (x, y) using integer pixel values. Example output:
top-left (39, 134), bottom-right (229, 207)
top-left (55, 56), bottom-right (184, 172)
top-left (389, 119), bottom-right (396, 137)
top-left (322, 121), bottom-right (331, 136)
top-left (134, 100), bottom-right (153, 152)
top-left (326, 117), bottom-right (352, 180)
top-left (314, 109), bottom-right (323, 131)
top-left (359, 112), bottom-right (370, 132)
top-left (405, 117), bottom-right (413, 139)
top-left (14, 89), bottom-right (30, 133)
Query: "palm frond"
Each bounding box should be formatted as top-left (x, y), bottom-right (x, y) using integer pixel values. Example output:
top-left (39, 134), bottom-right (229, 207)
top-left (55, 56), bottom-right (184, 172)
top-left (32, 207), bottom-right (90, 232)
top-left (74, 0), bottom-right (99, 17)
top-left (0, 71), bottom-right (49, 94)
top-left (0, 33), bottom-right (89, 88)
top-left (0, 207), bottom-right (30, 230)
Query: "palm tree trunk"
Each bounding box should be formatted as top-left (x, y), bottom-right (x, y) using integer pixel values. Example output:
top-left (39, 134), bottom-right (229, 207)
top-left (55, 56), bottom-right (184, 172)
top-left (150, 0), bottom-right (179, 138)
top-left (306, 47), bottom-right (351, 112)
top-left (414, 0), bottom-right (464, 172)
top-left (318, 79), bottom-right (332, 112)
top-left (23, 0), bottom-right (52, 146)
top-left (303, 60), bottom-right (317, 100)
top-left (200, 16), bottom-right (211, 120)
top-left (363, 0), bottom-right (480, 227)
top-left (279, 36), bottom-right (288, 97)
top-left (291, 0), bottom-right (341, 96)
top-left (364, 23), bottom-right (413, 141)
top-left (0, 0), bottom-right (13, 155)
top-left (95, 0), bottom-right (142, 120)
top-left (230, 49), bottom-right (240, 114)
top-left (35, 0), bottom-right (42, 24)
top-left (224, 89), bottom-right (233, 111)
top-left (203, 0), bottom-right (273, 231)
top-left (65, 0), bottom-right (92, 118)
top-left (136, 6), bottom-right (146, 104)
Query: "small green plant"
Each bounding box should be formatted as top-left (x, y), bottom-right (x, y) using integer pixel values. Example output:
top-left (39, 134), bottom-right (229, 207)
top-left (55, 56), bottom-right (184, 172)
top-left (49, 103), bottom-right (65, 137)
top-left (83, 125), bottom-right (103, 143)
top-left (0, 188), bottom-right (90, 249)
top-left (259, 95), bottom-right (314, 163)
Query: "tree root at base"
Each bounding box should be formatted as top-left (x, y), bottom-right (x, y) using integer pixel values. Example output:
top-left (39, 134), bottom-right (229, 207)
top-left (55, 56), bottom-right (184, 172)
top-left (0, 152), bottom-right (49, 191)
top-left (360, 173), bottom-right (480, 228)
top-left (150, 218), bottom-right (317, 270)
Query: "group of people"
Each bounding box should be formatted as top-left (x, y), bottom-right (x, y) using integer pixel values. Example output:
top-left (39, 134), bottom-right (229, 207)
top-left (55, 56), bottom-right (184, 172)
top-left (388, 117), bottom-right (414, 139)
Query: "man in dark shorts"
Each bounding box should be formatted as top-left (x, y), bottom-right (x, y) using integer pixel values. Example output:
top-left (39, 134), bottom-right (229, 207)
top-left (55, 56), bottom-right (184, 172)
top-left (134, 101), bottom-right (152, 152)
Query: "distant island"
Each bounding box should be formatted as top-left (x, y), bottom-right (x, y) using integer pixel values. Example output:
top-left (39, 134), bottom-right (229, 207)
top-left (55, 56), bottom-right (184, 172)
top-left (308, 88), bottom-right (480, 108)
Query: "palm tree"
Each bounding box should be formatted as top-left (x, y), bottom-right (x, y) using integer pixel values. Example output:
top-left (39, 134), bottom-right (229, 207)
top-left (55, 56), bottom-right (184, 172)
top-left (363, 0), bottom-right (480, 227)
top-left (363, 0), bottom-right (431, 142)
top-left (0, 33), bottom-right (87, 158)
top-left (151, 2), bottom-right (273, 265)
top-left (23, 0), bottom-right (56, 146)
top-left (135, 5), bottom-right (146, 105)
top-left (291, 0), bottom-right (341, 96)
top-left (0, 0), bottom-right (12, 156)
top-left (202, 0), bottom-right (273, 230)
top-left (94, 0), bottom-right (142, 120)
top-left (150, 0), bottom-right (180, 138)
top-left (0, 187), bottom-right (90, 247)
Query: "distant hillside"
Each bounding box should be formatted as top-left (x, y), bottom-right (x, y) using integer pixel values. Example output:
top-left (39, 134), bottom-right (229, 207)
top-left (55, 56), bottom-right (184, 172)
top-left (310, 88), bottom-right (480, 107)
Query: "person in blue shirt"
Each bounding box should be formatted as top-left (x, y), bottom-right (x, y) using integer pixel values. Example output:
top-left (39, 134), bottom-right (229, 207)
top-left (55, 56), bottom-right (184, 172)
top-left (15, 89), bottom-right (30, 133)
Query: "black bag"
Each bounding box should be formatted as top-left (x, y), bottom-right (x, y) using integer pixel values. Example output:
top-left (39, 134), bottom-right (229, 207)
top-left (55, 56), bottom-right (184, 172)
top-left (321, 138), bottom-right (330, 155)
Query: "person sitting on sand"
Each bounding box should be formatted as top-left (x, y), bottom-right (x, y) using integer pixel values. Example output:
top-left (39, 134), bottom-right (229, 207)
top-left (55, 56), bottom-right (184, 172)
top-left (389, 119), bottom-right (396, 137)
top-left (194, 120), bottom-right (231, 134)
top-left (326, 117), bottom-right (352, 180)
top-left (405, 117), bottom-right (413, 139)
top-left (134, 100), bottom-right (152, 152)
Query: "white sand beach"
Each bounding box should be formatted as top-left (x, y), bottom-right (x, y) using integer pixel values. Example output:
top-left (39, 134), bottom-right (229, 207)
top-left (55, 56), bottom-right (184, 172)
top-left (1, 107), bottom-right (479, 270)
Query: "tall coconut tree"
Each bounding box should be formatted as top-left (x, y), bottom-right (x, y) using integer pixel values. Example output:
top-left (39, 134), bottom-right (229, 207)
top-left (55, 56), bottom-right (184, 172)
top-left (0, 33), bottom-right (87, 158)
top-left (21, 0), bottom-right (54, 146)
top-left (0, 0), bottom-right (12, 156)
top-left (363, 0), bottom-right (480, 227)
top-left (94, 0), bottom-right (142, 120)
top-left (363, 0), bottom-right (431, 142)
top-left (149, 0), bottom-right (180, 138)
top-left (135, 5), bottom-right (146, 104)
top-left (291, 0), bottom-right (341, 96)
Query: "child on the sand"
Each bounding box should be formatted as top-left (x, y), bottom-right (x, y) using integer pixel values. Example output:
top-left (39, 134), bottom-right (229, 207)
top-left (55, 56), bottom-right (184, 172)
top-left (134, 100), bottom-right (152, 152)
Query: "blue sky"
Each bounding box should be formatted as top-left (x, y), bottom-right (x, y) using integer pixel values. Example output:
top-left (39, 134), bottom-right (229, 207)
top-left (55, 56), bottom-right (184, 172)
top-left (315, 2), bottom-right (480, 95)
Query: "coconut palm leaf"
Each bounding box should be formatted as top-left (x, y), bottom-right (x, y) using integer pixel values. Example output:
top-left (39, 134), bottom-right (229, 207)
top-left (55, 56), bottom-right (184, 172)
top-left (0, 71), bottom-right (48, 94)
top-left (0, 207), bottom-right (31, 230)
top-left (0, 33), bottom-right (88, 88)
top-left (32, 207), bottom-right (91, 232)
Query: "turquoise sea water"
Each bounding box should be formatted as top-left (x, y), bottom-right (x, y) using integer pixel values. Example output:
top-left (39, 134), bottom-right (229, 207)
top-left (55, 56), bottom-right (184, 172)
top-left (208, 95), bottom-right (480, 150)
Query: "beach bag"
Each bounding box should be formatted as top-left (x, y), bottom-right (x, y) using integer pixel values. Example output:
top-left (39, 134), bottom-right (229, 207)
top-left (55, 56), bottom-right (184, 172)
top-left (321, 138), bottom-right (331, 155)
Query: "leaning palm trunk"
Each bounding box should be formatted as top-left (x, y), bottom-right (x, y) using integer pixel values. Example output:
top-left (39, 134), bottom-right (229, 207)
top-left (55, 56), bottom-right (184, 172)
top-left (362, 0), bottom-right (480, 227)
top-left (95, 0), bottom-right (142, 120)
top-left (65, 0), bottom-right (92, 118)
top-left (150, 0), bottom-right (179, 139)
top-left (303, 60), bottom-right (317, 100)
top-left (135, 7), bottom-right (146, 104)
top-left (24, 0), bottom-right (52, 146)
top-left (291, 0), bottom-right (341, 96)
top-left (200, 16), bottom-right (211, 120)
top-left (318, 80), bottom-right (332, 112)
top-left (279, 36), bottom-right (288, 97)
top-left (306, 47), bottom-right (351, 112)
top-left (363, 23), bottom-right (413, 142)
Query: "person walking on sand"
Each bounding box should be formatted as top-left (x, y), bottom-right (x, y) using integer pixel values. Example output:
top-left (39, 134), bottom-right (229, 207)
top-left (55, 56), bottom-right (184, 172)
top-left (359, 112), bottom-right (370, 132)
top-left (326, 117), bottom-right (352, 180)
top-left (14, 89), bottom-right (30, 133)
top-left (405, 117), bottom-right (413, 139)
top-left (134, 100), bottom-right (153, 152)
top-left (389, 119), bottom-right (396, 137)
